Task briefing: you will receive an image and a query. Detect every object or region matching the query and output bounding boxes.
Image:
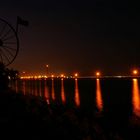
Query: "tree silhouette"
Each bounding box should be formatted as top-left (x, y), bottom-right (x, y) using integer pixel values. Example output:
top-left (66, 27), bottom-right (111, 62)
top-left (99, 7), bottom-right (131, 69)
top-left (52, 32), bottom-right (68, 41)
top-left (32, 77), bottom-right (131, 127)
top-left (8, 69), bottom-right (19, 80)
top-left (0, 62), bottom-right (9, 90)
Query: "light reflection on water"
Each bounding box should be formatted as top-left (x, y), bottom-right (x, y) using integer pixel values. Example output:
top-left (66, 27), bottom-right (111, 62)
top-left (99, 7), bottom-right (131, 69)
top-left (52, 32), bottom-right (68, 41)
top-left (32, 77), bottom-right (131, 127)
top-left (12, 78), bottom-right (140, 118)
top-left (132, 78), bottom-right (140, 117)
top-left (75, 78), bottom-right (80, 107)
top-left (39, 80), bottom-right (42, 97)
top-left (34, 80), bottom-right (38, 96)
top-left (15, 80), bottom-right (18, 93)
top-left (61, 78), bottom-right (66, 104)
top-left (31, 81), bottom-right (33, 95)
top-left (44, 80), bottom-right (50, 104)
top-left (51, 79), bottom-right (55, 100)
top-left (22, 80), bottom-right (26, 95)
top-left (96, 79), bottom-right (103, 111)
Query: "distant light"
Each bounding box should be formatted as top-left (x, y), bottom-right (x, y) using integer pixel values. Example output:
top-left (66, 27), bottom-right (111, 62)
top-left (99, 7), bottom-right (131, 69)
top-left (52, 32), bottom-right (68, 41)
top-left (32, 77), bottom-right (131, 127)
top-left (51, 74), bottom-right (54, 78)
top-left (38, 75), bottom-right (41, 79)
top-left (133, 70), bottom-right (138, 75)
top-left (133, 78), bottom-right (137, 82)
top-left (74, 73), bottom-right (78, 77)
top-left (96, 72), bottom-right (100, 76)
top-left (61, 74), bottom-right (64, 78)
top-left (44, 75), bottom-right (47, 78)
top-left (34, 76), bottom-right (38, 79)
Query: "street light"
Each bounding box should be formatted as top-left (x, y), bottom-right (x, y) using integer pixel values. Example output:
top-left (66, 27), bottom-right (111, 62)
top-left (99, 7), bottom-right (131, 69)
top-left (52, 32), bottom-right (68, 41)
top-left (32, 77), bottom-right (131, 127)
top-left (132, 69), bottom-right (138, 76)
top-left (74, 73), bottom-right (78, 78)
top-left (96, 71), bottom-right (101, 77)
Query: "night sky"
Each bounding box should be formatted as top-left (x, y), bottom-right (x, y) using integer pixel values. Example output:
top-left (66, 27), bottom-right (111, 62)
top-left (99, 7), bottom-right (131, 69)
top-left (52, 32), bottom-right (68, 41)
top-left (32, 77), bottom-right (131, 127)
top-left (0, 0), bottom-right (140, 76)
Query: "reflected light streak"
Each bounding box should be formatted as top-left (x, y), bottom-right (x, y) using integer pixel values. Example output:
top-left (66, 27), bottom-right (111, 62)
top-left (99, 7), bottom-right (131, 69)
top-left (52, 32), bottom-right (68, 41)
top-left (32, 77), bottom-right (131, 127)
top-left (15, 80), bottom-right (18, 93)
top-left (61, 78), bottom-right (66, 103)
top-left (96, 79), bottom-right (103, 111)
top-left (51, 79), bottom-right (55, 100)
top-left (22, 81), bottom-right (26, 95)
top-left (132, 79), bottom-right (140, 116)
top-left (39, 80), bottom-right (42, 97)
top-left (44, 80), bottom-right (50, 104)
top-left (34, 80), bottom-right (38, 96)
top-left (75, 78), bottom-right (80, 107)
top-left (30, 80), bottom-right (34, 95)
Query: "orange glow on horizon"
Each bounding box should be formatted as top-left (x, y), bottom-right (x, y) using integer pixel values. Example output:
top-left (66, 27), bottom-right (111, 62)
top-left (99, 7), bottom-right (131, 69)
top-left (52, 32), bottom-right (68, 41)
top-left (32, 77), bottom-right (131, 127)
top-left (60, 74), bottom-right (65, 78)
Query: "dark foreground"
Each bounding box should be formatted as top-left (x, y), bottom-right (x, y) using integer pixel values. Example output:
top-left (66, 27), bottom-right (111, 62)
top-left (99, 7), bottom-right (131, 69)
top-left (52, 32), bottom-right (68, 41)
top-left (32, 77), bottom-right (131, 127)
top-left (0, 89), bottom-right (140, 140)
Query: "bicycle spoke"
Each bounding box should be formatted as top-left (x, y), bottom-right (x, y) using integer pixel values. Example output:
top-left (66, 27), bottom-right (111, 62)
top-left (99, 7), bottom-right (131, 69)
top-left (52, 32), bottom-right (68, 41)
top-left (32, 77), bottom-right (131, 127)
top-left (0, 23), bottom-right (7, 38)
top-left (1, 28), bottom-right (12, 40)
top-left (2, 47), bottom-right (14, 57)
top-left (2, 35), bottom-right (16, 41)
top-left (0, 18), bottom-right (19, 66)
top-left (2, 45), bottom-right (16, 51)
top-left (4, 42), bottom-right (16, 45)
top-left (0, 49), bottom-right (11, 64)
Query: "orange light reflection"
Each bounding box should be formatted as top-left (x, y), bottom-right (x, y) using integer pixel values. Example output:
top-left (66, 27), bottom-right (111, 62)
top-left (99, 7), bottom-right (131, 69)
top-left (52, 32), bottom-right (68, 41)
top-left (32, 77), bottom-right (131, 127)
top-left (34, 80), bottom-right (38, 96)
top-left (22, 81), bottom-right (26, 95)
top-left (44, 80), bottom-right (50, 104)
top-left (96, 79), bottom-right (103, 111)
top-left (61, 78), bottom-right (66, 103)
top-left (132, 79), bottom-right (140, 116)
top-left (75, 78), bottom-right (80, 107)
top-left (51, 79), bottom-right (55, 100)
top-left (15, 80), bottom-right (18, 93)
top-left (39, 80), bottom-right (42, 97)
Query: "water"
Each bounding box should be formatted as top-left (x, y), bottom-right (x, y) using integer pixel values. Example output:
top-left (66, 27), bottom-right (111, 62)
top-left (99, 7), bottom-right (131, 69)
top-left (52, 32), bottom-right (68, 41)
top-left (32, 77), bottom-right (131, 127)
top-left (11, 78), bottom-right (140, 126)
top-left (9, 77), bottom-right (140, 139)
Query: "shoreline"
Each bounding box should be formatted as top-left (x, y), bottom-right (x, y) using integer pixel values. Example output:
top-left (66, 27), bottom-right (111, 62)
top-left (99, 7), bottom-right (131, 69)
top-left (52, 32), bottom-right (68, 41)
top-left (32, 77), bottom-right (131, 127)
top-left (0, 88), bottom-right (140, 139)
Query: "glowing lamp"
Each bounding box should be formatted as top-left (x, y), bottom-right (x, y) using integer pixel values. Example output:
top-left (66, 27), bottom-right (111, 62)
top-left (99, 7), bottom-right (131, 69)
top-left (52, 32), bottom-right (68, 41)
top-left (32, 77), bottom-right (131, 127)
top-left (61, 74), bottom-right (64, 78)
top-left (133, 70), bottom-right (138, 75)
top-left (96, 72), bottom-right (100, 77)
top-left (74, 73), bottom-right (78, 77)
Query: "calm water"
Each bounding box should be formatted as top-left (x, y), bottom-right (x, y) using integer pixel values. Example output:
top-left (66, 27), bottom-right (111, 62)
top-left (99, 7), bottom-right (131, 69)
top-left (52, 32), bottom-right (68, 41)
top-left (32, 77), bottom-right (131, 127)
top-left (11, 78), bottom-right (140, 121)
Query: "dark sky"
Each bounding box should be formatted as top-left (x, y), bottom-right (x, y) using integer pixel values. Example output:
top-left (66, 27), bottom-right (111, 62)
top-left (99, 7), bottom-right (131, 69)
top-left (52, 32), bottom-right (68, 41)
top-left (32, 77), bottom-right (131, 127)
top-left (0, 0), bottom-right (140, 76)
